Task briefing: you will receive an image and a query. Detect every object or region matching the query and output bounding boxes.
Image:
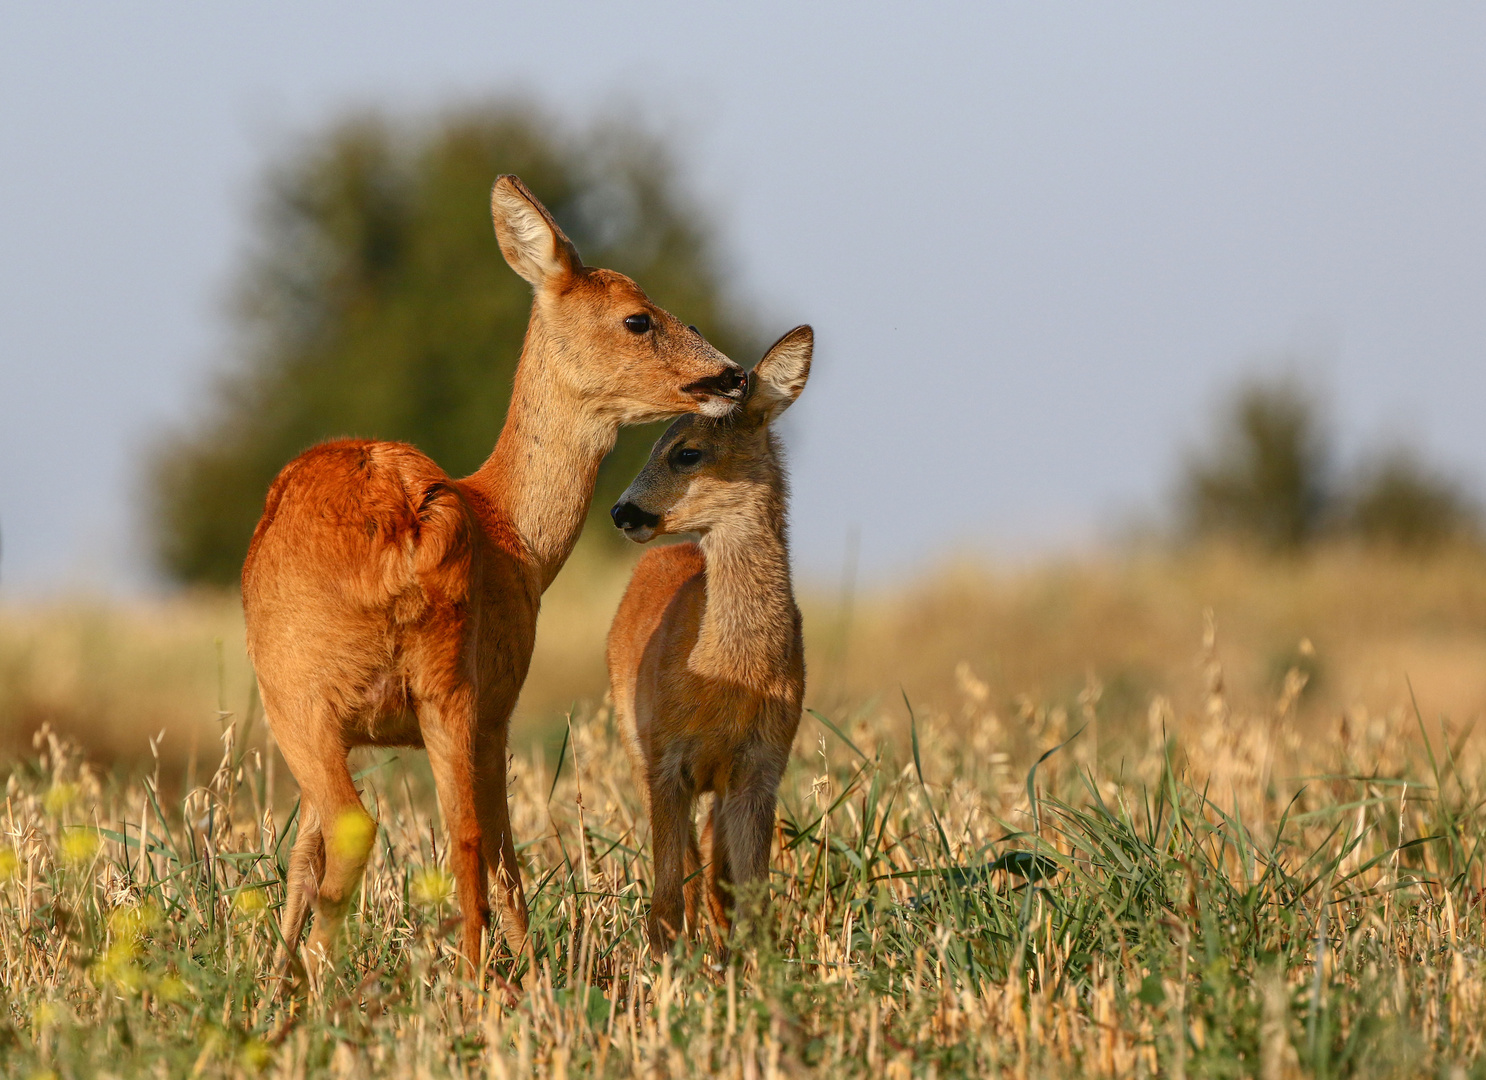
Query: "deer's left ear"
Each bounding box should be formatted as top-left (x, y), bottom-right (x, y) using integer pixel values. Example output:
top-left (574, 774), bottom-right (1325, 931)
top-left (746, 325), bottom-right (813, 423)
top-left (491, 175), bottom-right (583, 289)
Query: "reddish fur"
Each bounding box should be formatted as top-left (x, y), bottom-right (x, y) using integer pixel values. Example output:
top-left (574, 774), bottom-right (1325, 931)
top-left (605, 326), bottom-right (812, 956)
top-left (243, 175), bottom-right (743, 985)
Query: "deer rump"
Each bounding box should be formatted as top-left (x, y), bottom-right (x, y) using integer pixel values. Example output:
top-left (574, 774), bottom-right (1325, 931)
top-left (245, 438), bottom-right (537, 751)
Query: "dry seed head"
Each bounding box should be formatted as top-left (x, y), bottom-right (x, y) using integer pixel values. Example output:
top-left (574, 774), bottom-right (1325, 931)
top-left (955, 661), bottom-right (991, 709)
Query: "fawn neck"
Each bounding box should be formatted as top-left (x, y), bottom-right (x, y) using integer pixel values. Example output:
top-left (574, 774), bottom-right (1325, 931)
top-left (469, 310), bottom-right (615, 590)
top-left (695, 453), bottom-right (797, 683)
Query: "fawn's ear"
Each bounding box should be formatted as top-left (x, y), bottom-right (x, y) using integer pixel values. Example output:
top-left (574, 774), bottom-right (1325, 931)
top-left (490, 175), bottom-right (582, 288)
top-left (746, 325), bottom-right (813, 424)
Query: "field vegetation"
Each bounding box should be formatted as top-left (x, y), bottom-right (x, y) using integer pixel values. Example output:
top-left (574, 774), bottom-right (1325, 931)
top-left (4, 79), bottom-right (1484, 1078)
top-left (3, 544), bottom-right (1486, 1077)
top-left (9, 94), bottom-right (1486, 1080)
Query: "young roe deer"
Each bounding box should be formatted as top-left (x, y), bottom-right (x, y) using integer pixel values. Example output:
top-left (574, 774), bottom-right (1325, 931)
top-left (605, 325), bottom-right (812, 956)
top-left (242, 175), bottom-right (747, 980)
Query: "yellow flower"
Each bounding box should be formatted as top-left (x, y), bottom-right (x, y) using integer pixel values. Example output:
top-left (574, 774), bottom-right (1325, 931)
top-left (411, 866), bottom-right (453, 905)
top-left (43, 783), bottom-right (79, 816)
top-left (60, 829), bottom-right (100, 865)
top-left (91, 935), bottom-right (147, 993)
top-left (31, 1002), bottom-right (64, 1031)
top-left (233, 886), bottom-right (268, 915)
top-left (103, 936), bottom-right (140, 966)
top-left (109, 901), bottom-right (161, 938)
top-left (329, 809), bottom-right (377, 861)
top-left (100, 958), bottom-right (146, 994)
top-left (155, 974), bottom-right (191, 1004)
top-left (0, 847), bottom-right (19, 880)
top-left (240, 1038), bottom-right (274, 1072)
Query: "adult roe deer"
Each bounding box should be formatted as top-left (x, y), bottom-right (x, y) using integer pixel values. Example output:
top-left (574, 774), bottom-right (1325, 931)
top-left (242, 175), bottom-right (747, 981)
top-left (606, 325), bottom-right (812, 956)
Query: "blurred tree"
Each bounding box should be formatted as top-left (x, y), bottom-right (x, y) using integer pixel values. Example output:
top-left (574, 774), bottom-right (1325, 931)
top-left (1177, 372), bottom-right (1482, 552)
top-left (1179, 374), bottom-right (1331, 550)
top-left (1344, 448), bottom-right (1481, 550)
top-left (149, 104), bottom-right (761, 586)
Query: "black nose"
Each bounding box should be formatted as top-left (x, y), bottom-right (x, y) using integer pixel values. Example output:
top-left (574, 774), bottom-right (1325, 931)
top-left (684, 366), bottom-right (747, 399)
top-left (611, 501), bottom-right (660, 531)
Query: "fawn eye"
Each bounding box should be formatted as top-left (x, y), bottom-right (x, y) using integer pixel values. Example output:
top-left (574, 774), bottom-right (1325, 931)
top-left (624, 313), bottom-right (651, 334)
top-left (673, 447), bottom-right (702, 467)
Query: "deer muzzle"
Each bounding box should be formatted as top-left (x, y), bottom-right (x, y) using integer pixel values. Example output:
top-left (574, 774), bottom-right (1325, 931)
top-left (684, 366), bottom-right (747, 416)
top-left (611, 500), bottom-right (660, 543)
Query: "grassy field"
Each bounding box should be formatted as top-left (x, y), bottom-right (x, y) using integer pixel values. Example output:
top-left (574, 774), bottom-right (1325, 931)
top-left (2, 544), bottom-right (1486, 1077)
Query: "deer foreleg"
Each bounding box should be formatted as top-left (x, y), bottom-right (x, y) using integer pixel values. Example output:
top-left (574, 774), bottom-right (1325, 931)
top-left (424, 697), bottom-right (493, 981)
top-left (647, 774), bottom-right (695, 957)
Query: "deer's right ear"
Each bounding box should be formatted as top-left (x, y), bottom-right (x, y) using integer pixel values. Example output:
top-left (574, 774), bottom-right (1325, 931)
top-left (747, 325), bottom-right (813, 423)
top-left (490, 175), bottom-right (583, 288)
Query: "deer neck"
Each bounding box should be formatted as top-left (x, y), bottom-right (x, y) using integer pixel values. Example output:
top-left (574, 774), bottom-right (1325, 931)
top-left (468, 310), bottom-right (615, 591)
top-left (695, 473), bottom-right (797, 684)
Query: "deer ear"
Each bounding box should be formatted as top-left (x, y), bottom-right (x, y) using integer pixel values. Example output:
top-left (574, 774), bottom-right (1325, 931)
top-left (747, 325), bottom-right (813, 423)
top-left (490, 175), bottom-right (583, 288)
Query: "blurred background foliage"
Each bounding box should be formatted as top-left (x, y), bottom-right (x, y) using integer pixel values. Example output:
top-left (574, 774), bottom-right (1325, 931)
top-left (148, 102), bottom-right (763, 587)
top-left (1178, 372), bottom-right (1482, 552)
top-left (7, 101), bottom-right (1482, 776)
top-left (143, 100), bottom-right (1481, 588)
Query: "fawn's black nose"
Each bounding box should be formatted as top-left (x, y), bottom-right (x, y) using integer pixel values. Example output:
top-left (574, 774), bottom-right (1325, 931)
top-left (611, 501), bottom-right (661, 532)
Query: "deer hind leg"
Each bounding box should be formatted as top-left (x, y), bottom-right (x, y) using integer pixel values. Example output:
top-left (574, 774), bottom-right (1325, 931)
top-left (273, 805), bottom-right (325, 989)
top-left (270, 710), bottom-right (376, 981)
top-left (304, 788), bottom-right (376, 979)
top-left (647, 772), bottom-right (696, 957)
top-left (421, 694), bottom-right (492, 980)
top-left (472, 716), bottom-right (531, 972)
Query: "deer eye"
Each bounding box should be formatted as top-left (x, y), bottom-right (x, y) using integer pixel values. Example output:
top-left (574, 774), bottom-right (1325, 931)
top-left (673, 447), bottom-right (702, 468)
top-left (624, 313), bottom-right (652, 334)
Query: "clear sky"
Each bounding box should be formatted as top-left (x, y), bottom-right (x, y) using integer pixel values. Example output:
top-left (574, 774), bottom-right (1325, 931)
top-left (2, 3), bottom-right (1483, 593)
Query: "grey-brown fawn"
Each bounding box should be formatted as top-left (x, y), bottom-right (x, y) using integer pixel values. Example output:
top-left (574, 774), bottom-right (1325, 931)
top-left (242, 175), bottom-right (746, 984)
top-left (606, 325), bottom-right (812, 956)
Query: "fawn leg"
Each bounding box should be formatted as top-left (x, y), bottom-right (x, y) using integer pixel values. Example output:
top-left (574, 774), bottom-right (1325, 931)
top-left (715, 765), bottom-right (783, 933)
top-left (701, 803), bottom-right (734, 958)
top-left (647, 773), bottom-right (695, 957)
top-left (684, 820), bottom-right (704, 941)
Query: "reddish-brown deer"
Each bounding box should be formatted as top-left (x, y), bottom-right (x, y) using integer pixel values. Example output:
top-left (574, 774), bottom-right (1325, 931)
top-left (605, 325), bottom-right (812, 956)
top-left (242, 175), bottom-right (746, 982)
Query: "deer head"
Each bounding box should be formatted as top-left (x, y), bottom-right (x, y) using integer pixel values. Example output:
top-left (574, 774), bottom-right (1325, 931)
top-left (610, 325), bottom-right (813, 542)
top-left (491, 175), bottom-right (747, 422)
